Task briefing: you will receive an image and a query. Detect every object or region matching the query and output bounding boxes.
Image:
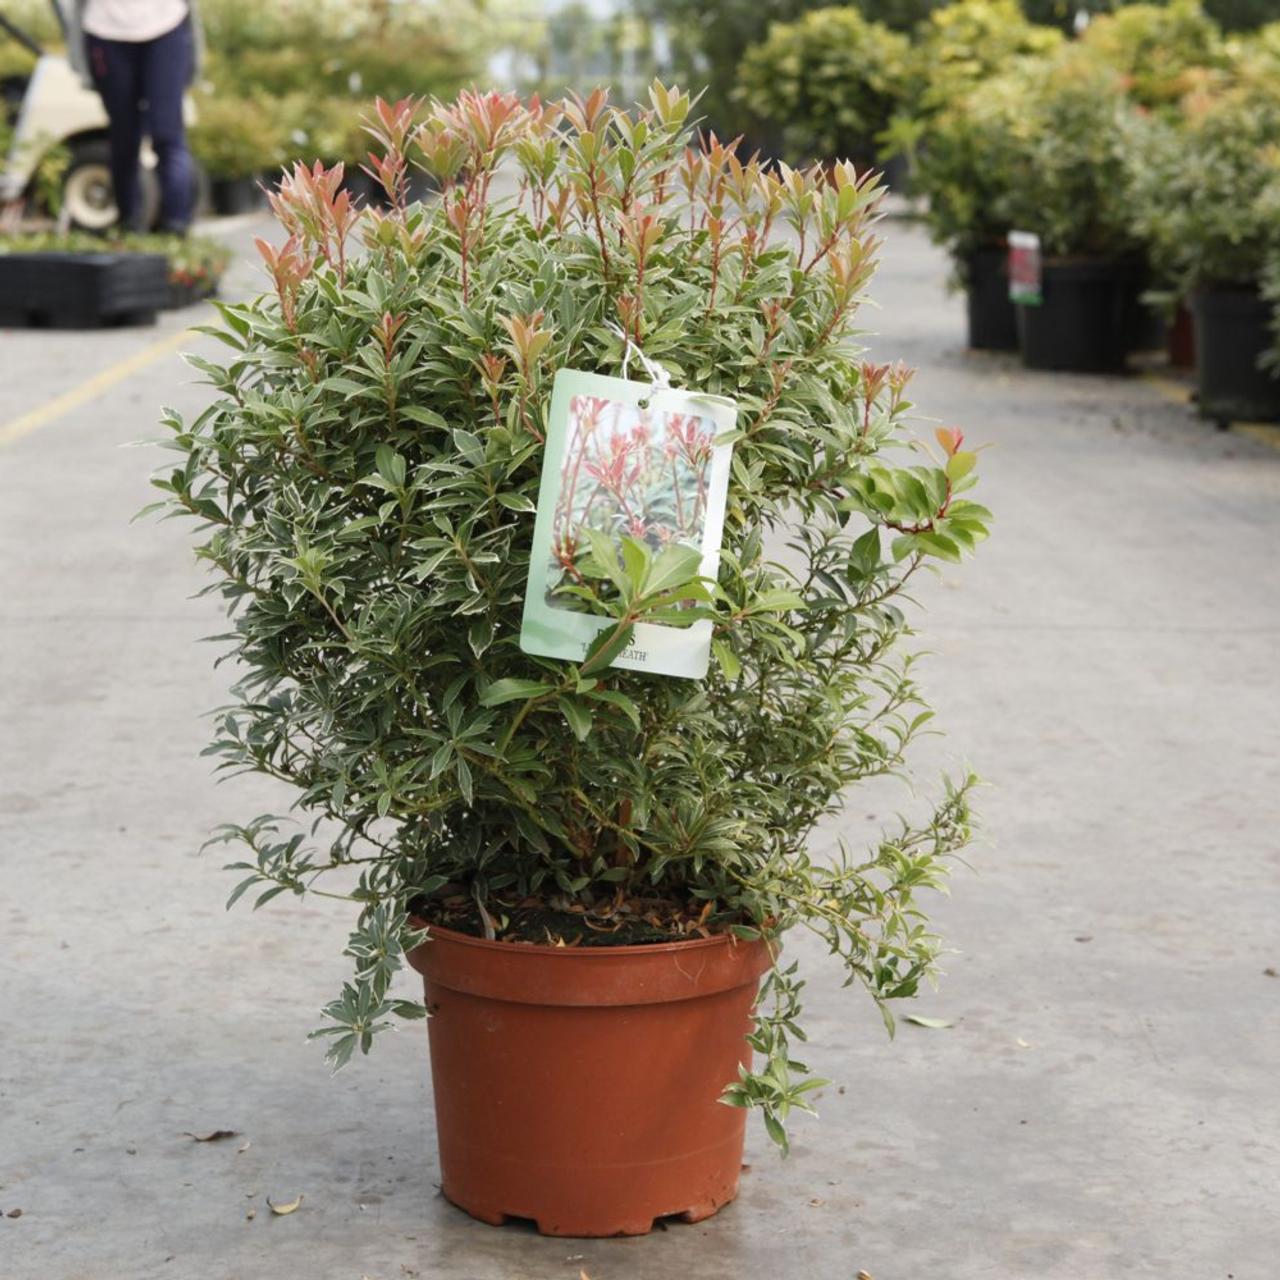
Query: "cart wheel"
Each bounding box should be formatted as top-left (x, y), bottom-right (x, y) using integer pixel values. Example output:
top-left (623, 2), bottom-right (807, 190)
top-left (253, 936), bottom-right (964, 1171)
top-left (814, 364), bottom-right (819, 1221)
top-left (62, 140), bottom-right (161, 232)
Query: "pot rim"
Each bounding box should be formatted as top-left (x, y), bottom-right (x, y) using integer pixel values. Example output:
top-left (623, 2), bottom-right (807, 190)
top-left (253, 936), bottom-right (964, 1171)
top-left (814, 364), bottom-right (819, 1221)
top-left (410, 917), bottom-right (774, 959)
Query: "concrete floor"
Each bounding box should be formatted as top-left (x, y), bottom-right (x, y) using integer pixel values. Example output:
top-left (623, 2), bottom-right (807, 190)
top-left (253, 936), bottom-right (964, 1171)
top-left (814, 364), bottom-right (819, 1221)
top-left (2, 214), bottom-right (1278, 1280)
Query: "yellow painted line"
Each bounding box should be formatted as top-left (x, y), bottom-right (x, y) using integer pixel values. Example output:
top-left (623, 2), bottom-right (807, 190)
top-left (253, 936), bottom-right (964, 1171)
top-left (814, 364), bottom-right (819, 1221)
top-left (1234, 422), bottom-right (1280, 452)
top-left (1141, 369), bottom-right (1280, 451)
top-left (0, 324), bottom-right (196, 448)
top-left (1140, 370), bottom-right (1193, 405)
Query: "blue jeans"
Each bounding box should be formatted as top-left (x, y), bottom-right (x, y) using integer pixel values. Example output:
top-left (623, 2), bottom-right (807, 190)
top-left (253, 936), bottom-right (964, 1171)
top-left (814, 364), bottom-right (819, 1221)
top-left (86, 15), bottom-right (194, 232)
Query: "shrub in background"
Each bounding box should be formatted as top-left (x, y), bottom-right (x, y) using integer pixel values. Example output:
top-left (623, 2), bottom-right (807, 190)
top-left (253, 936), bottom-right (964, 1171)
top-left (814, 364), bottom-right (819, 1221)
top-left (914, 42), bottom-right (1153, 279)
top-left (909, 0), bottom-right (1063, 114)
top-left (637, 0), bottom-right (943, 136)
top-left (197, 0), bottom-right (482, 171)
top-left (1201, 0), bottom-right (1278, 31)
top-left (1122, 56), bottom-right (1280, 294)
top-left (910, 76), bottom-right (1028, 271)
top-left (735, 8), bottom-right (912, 166)
top-left (189, 92), bottom-right (286, 181)
top-left (984, 52), bottom-right (1139, 259)
top-left (882, 0), bottom-right (1063, 184)
top-left (1077, 0), bottom-right (1227, 111)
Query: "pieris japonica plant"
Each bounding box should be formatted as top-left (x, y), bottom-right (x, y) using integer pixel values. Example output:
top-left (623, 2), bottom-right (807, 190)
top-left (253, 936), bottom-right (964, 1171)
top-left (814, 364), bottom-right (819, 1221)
top-left (156, 83), bottom-right (989, 1149)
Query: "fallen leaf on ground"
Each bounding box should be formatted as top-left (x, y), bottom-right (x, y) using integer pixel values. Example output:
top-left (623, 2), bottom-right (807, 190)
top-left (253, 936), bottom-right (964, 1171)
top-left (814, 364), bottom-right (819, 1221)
top-left (6, 1209), bottom-right (22, 1219)
top-left (237, 1140), bottom-right (251, 1154)
top-left (857, 1271), bottom-right (874, 1280)
top-left (1264, 968), bottom-right (1277, 978)
top-left (183, 1130), bottom-right (239, 1143)
top-left (808, 1197), bottom-right (824, 1207)
top-left (245, 1208), bottom-right (256, 1221)
top-left (1016, 1037), bottom-right (1032, 1048)
top-left (903, 1014), bottom-right (954, 1029)
top-left (267, 1195), bottom-right (303, 1216)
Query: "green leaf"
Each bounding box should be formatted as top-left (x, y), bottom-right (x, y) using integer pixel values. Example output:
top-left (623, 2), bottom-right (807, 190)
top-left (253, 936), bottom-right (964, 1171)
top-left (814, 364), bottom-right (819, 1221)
top-left (619, 535), bottom-right (651, 588)
top-left (253, 884), bottom-right (290, 910)
top-left (225, 874), bottom-right (260, 911)
top-left (640, 542), bottom-right (703, 600)
top-left (321, 376), bottom-right (366, 396)
top-left (582, 529), bottom-right (628, 596)
top-left (586, 688), bottom-right (642, 729)
top-left (580, 621), bottom-right (635, 676)
top-left (762, 1110), bottom-right (789, 1153)
top-left (452, 428), bottom-right (485, 466)
top-left (456, 756), bottom-right (473, 804)
top-left (496, 492), bottom-right (536, 513)
top-left (914, 532), bottom-right (962, 563)
top-left (390, 1000), bottom-right (428, 1020)
top-left (851, 525), bottom-right (881, 573)
top-left (375, 444), bottom-right (407, 489)
top-left (479, 678), bottom-right (555, 706)
top-left (468, 616), bottom-right (494, 658)
top-left (556, 696), bottom-right (594, 741)
top-left (712, 638), bottom-right (741, 681)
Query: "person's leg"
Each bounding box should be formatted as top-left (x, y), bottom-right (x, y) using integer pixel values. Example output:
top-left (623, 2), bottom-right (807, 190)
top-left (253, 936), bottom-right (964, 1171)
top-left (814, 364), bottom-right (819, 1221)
top-left (86, 36), bottom-right (144, 230)
top-left (140, 17), bottom-right (195, 233)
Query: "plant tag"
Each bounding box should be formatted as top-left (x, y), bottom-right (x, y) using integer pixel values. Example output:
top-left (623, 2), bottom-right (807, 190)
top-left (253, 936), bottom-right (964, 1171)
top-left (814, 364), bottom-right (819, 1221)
top-left (520, 367), bottom-right (736, 680)
top-left (1008, 231), bottom-right (1043, 306)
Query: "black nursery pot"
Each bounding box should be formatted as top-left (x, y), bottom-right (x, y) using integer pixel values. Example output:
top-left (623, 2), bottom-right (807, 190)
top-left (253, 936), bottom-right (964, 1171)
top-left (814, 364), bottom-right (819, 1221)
top-left (964, 245), bottom-right (1018, 351)
top-left (1191, 288), bottom-right (1280, 427)
top-left (210, 176), bottom-right (264, 216)
top-left (1016, 257), bottom-right (1142, 373)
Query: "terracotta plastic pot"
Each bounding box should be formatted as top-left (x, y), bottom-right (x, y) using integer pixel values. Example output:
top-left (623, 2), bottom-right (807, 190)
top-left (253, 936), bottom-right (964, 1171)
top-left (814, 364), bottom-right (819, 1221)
top-left (407, 923), bottom-right (772, 1237)
top-left (1167, 302), bottom-right (1195, 370)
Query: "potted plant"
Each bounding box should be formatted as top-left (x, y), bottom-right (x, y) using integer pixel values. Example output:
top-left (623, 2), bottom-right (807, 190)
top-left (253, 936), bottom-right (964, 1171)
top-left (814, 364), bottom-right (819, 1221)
top-left (152, 231), bottom-right (233, 307)
top-left (877, 0), bottom-right (1061, 210)
top-left (734, 7), bottom-right (912, 174)
top-left (189, 91), bottom-right (284, 215)
top-left (908, 58), bottom-right (1052, 350)
top-left (990, 53), bottom-right (1149, 373)
top-left (1123, 55), bottom-right (1280, 423)
top-left (156, 86), bottom-right (989, 1237)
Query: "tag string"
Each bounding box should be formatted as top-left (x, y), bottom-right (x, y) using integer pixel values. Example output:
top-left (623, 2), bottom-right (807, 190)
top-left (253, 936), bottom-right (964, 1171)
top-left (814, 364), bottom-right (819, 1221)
top-left (606, 322), bottom-right (735, 412)
top-left (608, 322), bottom-right (672, 400)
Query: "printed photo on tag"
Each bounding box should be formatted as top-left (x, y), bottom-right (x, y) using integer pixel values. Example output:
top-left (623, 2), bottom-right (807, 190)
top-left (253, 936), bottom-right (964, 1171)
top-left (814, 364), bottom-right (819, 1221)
top-left (520, 368), bottom-right (736, 680)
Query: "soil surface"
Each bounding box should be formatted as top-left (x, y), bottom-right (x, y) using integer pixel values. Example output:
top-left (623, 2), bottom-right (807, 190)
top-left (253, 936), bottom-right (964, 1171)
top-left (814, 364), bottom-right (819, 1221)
top-left (411, 890), bottom-right (743, 947)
